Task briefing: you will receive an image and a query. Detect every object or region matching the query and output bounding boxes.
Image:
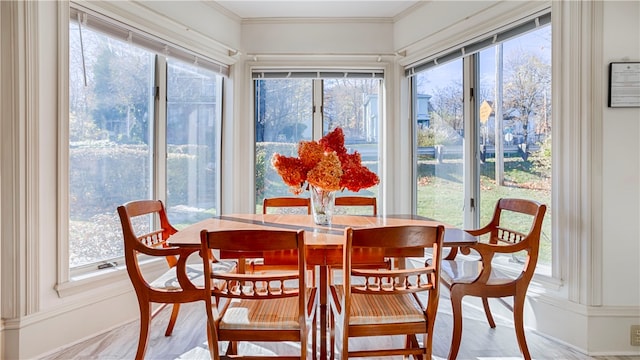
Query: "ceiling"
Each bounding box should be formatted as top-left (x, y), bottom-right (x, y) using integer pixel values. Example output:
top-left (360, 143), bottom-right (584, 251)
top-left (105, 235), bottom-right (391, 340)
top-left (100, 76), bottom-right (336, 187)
top-left (214, 1), bottom-right (421, 19)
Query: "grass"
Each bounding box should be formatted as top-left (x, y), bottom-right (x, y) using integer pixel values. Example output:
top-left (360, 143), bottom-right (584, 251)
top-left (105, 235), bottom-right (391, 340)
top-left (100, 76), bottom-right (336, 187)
top-left (417, 153), bottom-right (552, 265)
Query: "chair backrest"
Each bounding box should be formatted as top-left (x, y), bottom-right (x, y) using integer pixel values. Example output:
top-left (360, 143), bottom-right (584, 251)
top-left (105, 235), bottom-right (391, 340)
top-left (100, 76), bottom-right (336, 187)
top-left (479, 198), bottom-right (546, 281)
top-left (334, 196), bottom-right (377, 215)
top-left (263, 197), bottom-right (311, 215)
top-left (201, 229), bottom-right (306, 301)
top-left (344, 225), bottom-right (445, 297)
top-left (117, 200), bottom-right (180, 290)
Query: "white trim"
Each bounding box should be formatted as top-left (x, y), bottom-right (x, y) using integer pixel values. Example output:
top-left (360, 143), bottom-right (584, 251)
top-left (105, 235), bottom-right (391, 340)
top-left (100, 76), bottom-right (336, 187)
top-left (397, 1), bottom-right (551, 68)
top-left (1, 0), bottom-right (26, 319)
top-left (244, 58), bottom-right (390, 216)
top-left (25, 0), bottom-right (40, 315)
top-left (587, 0), bottom-right (604, 308)
top-left (553, 0), bottom-right (603, 306)
top-left (554, 0), bottom-right (580, 304)
top-left (56, 0), bottom-right (71, 292)
top-left (241, 17), bottom-right (395, 26)
top-left (54, 258), bottom-right (165, 298)
top-left (71, 0), bottom-right (238, 66)
top-left (549, 0), bottom-right (563, 293)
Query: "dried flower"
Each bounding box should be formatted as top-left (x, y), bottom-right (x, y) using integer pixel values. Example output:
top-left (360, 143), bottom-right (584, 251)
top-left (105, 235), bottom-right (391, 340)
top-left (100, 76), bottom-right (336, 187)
top-left (271, 127), bottom-right (380, 193)
top-left (271, 154), bottom-right (306, 194)
top-left (307, 151), bottom-right (342, 191)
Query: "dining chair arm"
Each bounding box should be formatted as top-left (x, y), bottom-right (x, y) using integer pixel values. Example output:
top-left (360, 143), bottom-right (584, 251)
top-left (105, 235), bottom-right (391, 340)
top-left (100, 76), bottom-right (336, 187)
top-left (135, 245), bottom-right (184, 258)
top-left (457, 240), bottom-right (533, 285)
top-left (473, 239), bottom-right (532, 254)
top-left (465, 225), bottom-right (493, 237)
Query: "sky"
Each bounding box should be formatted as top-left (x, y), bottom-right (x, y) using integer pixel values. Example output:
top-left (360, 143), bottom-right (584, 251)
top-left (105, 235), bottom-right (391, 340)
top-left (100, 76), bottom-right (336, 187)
top-left (418, 25), bottom-right (552, 97)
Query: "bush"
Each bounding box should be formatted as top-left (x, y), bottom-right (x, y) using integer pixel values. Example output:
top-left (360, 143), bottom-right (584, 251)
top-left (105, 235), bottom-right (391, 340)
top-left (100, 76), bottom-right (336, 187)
top-left (69, 144), bottom-right (210, 220)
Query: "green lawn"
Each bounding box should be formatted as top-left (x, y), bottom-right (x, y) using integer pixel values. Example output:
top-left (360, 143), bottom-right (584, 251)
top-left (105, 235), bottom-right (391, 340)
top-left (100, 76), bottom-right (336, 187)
top-left (416, 153), bottom-right (552, 265)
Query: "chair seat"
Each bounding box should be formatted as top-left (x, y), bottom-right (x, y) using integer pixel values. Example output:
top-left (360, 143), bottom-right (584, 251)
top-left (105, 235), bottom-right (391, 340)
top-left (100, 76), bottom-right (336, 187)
top-left (333, 285), bottom-right (425, 325)
top-left (441, 259), bottom-right (513, 285)
top-left (220, 288), bottom-right (314, 330)
top-left (150, 260), bottom-right (237, 290)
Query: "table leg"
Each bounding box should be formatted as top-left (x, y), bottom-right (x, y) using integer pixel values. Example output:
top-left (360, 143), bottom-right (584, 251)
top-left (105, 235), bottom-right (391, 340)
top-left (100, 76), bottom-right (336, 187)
top-left (319, 264), bottom-right (328, 359)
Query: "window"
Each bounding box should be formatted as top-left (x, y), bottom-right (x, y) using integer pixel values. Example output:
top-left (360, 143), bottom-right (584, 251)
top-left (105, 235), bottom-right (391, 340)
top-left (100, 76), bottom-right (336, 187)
top-left (410, 14), bottom-right (552, 272)
top-left (68, 8), bottom-right (224, 275)
top-left (254, 71), bottom-right (383, 213)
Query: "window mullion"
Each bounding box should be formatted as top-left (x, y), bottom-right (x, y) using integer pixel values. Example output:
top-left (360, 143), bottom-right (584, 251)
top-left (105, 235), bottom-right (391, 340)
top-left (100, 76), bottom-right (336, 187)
top-left (154, 55), bottom-right (167, 204)
top-left (463, 54), bottom-right (480, 229)
top-left (312, 79), bottom-right (323, 140)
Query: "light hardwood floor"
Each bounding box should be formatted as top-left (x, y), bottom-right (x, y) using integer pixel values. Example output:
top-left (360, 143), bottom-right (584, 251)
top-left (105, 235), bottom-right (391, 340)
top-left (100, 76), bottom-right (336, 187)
top-left (41, 259), bottom-right (639, 360)
top-left (40, 292), bottom-right (638, 360)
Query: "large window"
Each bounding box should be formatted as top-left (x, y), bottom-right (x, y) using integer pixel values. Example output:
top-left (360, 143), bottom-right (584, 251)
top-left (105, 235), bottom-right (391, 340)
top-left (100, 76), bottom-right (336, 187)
top-left (68, 9), bottom-right (224, 273)
top-left (254, 72), bottom-right (382, 213)
top-left (411, 15), bottom-right (552, 271)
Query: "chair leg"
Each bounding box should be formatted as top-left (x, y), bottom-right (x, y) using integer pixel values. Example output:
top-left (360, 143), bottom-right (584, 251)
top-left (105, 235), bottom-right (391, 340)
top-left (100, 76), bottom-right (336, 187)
top-left (228, 341), bottom-right (238, 355)
top-left (423, 333), bottom-right (431, 360)
top-left (205, 320), bottom-right (220, 360)
top-left (481, 297), bottom-right (496, 328)
top-left (329, 307), bottom-right (335, 360)
top-left (404, 335), bottom-right (410, 359)
top-left (406, 334), bottom-right (422, 360)
top-left (341, 326), bottom-right (349, 360)
top-left (448, 287), bottom-right (464, 360)
top-left (135, 300), bottom-right (152, 360)
top-left (312, 312), bottom-right (317, 360)
top-left (301, 327), bottom-right (307, 360)
top-left (204, 300), bottom-right (219, 360)
top-left (513, 294), bottom-right (532, 360)
top-left (165, 303), bottom-right (180, 336)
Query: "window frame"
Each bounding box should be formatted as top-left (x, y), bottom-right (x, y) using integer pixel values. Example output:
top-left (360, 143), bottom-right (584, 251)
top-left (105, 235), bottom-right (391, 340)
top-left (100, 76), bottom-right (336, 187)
top-left (409, 14), bottom-right (555, 282)
top-left (57, 5), bottom-right (226, 294)
top-left (251, 69), bottom-right (385, 213)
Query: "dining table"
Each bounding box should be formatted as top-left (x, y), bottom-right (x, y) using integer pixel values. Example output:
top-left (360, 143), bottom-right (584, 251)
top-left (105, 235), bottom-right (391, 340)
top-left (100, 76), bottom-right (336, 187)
top-left (167, 213), bottom-right (479, 359)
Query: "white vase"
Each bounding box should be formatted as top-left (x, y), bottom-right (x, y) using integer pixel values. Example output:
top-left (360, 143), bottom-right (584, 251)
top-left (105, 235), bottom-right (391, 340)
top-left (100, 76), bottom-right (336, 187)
top-left (309, 184), bottom-right (336, 225)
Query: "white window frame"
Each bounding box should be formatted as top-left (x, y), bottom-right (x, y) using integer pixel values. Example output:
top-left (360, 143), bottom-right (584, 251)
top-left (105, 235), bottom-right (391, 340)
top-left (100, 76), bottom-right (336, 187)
top-left (55, 4), bottom-right (227, 296)
top-left (407, 10), bottom-right (558, 288)
top-left (251, 68), bottom-right (386, 212)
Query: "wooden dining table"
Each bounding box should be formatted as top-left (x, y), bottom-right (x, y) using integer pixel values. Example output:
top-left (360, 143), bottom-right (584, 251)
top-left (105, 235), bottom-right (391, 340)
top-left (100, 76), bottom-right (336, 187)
top-left (167, 213), bottom-right (478, 359)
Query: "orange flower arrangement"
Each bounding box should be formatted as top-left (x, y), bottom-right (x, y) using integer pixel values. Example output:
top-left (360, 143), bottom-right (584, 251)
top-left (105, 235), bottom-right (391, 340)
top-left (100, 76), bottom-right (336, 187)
top-left (272, 127), bottom-right (379, 195)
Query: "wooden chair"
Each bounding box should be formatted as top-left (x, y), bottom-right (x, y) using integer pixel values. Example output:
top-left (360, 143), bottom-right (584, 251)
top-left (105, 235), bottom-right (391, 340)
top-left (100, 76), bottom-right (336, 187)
top-left (334, 196), bottom-right (377, 215)
top-left (440, 198), bottom-right (546, 360)
top-left (330, 196), bottom-right (389, 283)
top-left (258, 197), bottom-right (315, 283)
top-left (263, 197), bottom-right (311, 214)
top-left (200, 228), bottom-right (317, 359)
top-left (329, 225), bottom-right (445, 359)
top-left (117, 200), bottom-right (236, 360)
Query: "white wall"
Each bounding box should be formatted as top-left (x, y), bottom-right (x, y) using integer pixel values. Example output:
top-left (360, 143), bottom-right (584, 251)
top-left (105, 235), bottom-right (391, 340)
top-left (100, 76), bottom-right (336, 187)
top-left (601, 0), bottom-right (640, 308)
top-left (242, 19), bottom-right (394, 56)
top-left (1, 0), bottom-right (639, 358)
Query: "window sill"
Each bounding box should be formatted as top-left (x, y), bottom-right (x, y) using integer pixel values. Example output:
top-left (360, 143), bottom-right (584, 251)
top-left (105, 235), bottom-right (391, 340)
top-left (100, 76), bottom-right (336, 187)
top-left (55, 258), bottom-right (167, 298)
